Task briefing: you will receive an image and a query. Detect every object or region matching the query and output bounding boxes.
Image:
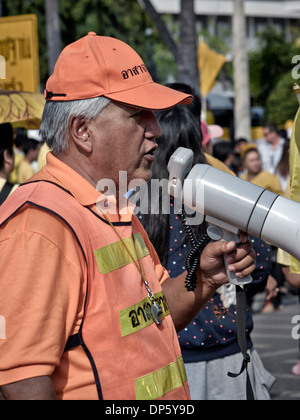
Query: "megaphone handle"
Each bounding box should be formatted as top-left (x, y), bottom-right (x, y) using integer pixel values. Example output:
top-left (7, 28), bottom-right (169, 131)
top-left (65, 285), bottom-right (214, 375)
top-left (207, 225), bottom-right (253, 286)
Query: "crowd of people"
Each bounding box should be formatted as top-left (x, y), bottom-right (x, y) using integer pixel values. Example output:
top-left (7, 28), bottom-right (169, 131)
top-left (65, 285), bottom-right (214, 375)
top-left (136, 82), bottom-right (300, 399)
top-left (0, 125), bottom-right (46, 192)
top-left (204, 115), bottom-right (300, 379)
top-left (0, 33), bottom-right (299, 400)
top-left (206, 119), bottom-right (299, 311)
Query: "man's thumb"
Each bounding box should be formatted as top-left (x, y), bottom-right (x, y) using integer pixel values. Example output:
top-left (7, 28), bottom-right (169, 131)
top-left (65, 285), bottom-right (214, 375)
top-left (207, 240), bottom-right (236, 257)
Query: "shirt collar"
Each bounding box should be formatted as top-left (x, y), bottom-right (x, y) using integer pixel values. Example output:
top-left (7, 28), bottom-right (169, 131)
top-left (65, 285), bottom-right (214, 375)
top-left (43, 153), bottom-right (135, 222)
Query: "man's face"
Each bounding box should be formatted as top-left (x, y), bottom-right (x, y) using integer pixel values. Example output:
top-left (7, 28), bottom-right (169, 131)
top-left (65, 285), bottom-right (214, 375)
top-left (263, 128), bottom-right (277, 144)
top-left (89, 101), bottom-right (162, 187)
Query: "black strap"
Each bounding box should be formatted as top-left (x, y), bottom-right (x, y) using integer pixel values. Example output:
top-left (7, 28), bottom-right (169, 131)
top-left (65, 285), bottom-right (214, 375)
top-left (64, 332), bottom-right (104, 400)
top-left (228, 285), bottom-right (255, 400)
top-left (0, 181), bottom-right (14, 205)
top-left (64, 333), bottom-right (81, 352)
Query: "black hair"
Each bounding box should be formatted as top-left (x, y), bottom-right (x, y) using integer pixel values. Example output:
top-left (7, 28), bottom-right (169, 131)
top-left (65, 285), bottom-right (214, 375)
top-left (22, 138), bottom-right (40, 156)
top-left (165, 82), bottom-right (202, 125)
top-left (276, 138), bottom-right (290, 179)
top-left (0, 123), bottom-right (14, 171)
top-left (234, 137), bottom-right (248, 146)
top-left (264, 122), bottom-right (278, 134)
top-left (141, 105), bottom-right (207, 265)
top-left (14, 129), bottom-right (27, 149)
top-left (212, 141), bottom-right (233, 163)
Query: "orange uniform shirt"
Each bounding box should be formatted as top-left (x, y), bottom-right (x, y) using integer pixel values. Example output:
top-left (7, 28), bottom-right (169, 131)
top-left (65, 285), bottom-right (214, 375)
top-left (0, 153), bottom-right (169, 400)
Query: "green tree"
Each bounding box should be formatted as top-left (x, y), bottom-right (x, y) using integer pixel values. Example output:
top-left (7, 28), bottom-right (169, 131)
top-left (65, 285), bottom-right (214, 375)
top-left (177, 0), bottom-right (199, 90)
top-left (249, 26), bottom-right (300, 108)
top-left (266, 72), bottom-right (299, 126)
top-left (2, 0), bottom-right (203, 91)
top-left (2, 0), bottom-right (48, 85)
top-left (2, 0), bottom-right (167, 87)
top-left (45, 0), bottom-right (62, 74)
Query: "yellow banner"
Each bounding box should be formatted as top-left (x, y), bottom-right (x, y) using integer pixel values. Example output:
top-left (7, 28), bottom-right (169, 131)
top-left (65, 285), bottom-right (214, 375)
top-left (289, 104), bottom-right (300, 273)
top-left (198, 40), bottom-right (227, 97)
top-left (0, 14), bottom-right (40, 92)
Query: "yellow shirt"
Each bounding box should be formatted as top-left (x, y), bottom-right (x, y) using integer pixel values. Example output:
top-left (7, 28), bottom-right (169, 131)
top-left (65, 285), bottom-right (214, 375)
top-left (240, 171), bottom-right (284, 195)
top-left (205, 153), bottom-right (235, 176)
top-left (37, 143), bottom-right (51, 171)
top-left (17, 159), bottom-right (34, 184)
top-left (9, 151), bottom-right (24, 184)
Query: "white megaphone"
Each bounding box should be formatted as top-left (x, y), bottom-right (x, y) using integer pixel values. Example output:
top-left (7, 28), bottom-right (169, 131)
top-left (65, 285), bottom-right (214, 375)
top-left (168, 147), bottom-right (300, 286)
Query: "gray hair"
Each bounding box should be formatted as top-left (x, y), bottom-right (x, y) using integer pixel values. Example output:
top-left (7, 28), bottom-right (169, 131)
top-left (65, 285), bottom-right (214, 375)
top-left (39, 96), bottom-right (111, 154)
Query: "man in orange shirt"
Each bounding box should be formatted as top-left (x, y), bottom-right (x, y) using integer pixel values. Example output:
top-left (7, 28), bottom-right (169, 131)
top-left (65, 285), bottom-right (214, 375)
top-left (0, 33), bottom-right (255, 400)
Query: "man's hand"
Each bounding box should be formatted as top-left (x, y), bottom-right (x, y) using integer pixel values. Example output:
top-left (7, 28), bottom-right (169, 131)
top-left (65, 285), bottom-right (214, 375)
top-left (199, 234), bottom-right (256, 294)
top-left (0, 376), bottom-right (56, 400)
top-left (163, 234), bottom-right (255, 332)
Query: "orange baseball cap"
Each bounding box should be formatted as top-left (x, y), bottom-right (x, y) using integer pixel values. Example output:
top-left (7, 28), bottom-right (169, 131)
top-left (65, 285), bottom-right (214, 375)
top-left (45, 32), bottom-right (193, 110)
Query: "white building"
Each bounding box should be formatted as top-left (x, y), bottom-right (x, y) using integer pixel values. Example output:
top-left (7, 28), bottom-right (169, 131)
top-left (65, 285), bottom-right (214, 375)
top-left (151, 0), bottom-right (300, 49)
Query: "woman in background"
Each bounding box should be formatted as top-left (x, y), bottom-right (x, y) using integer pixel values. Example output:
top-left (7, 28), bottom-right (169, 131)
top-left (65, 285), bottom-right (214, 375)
top-left (138, 102), bottom-right (275, 400)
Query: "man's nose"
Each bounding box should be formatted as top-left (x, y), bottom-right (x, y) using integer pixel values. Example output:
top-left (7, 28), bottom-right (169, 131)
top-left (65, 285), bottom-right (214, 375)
top-left (145, 111), bottom-right (162, 139)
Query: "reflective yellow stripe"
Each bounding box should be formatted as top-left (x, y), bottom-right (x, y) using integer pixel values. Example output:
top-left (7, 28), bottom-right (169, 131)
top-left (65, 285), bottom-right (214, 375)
top-left (93, 232), bottom-right (149, 274)
top-left (119, 291), bottom-right (170, 337)
top-left (135, 356), bottom-right (187, 400)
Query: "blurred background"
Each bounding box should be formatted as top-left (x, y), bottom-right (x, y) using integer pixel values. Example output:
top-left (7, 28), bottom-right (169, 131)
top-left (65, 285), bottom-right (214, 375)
top-left (1, 0), bottom-right (300, 142)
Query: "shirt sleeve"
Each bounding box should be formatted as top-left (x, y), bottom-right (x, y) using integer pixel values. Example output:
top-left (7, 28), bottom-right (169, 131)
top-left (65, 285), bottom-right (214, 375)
top-left (0, 213), bottom-right (85, 386)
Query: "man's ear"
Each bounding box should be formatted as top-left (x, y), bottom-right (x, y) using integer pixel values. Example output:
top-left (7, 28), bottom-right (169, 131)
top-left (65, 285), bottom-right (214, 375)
top-left (69, 116), bottom-right (93, 154)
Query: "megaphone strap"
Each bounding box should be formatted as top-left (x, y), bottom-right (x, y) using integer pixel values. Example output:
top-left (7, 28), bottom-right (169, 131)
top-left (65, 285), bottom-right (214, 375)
top-left (227, 285), bottom-right (255, 400)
